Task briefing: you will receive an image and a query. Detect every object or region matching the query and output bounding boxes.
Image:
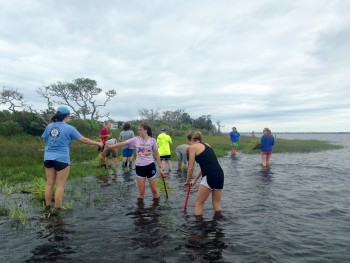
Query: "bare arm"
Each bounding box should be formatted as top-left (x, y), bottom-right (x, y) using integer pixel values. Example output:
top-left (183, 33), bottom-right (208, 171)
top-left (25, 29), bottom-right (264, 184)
top-left (79, 136), bottom-right (103, 148)
top-left (153, 149), bottom-right (164, 173)
top-left (185, 146), bottom-right (196, 185)
top-left (107, 141), bottom-right (128, 148)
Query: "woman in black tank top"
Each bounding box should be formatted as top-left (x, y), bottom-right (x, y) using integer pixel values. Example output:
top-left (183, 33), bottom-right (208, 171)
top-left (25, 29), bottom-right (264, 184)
top-left (185, 132), bottom-right (224, 216)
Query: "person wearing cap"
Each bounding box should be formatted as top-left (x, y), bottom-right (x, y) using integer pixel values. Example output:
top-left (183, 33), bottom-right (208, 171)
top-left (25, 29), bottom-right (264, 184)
top-left (157, 128), bottom-right (172, 173)
top-left (41, 106), bottom-right (103, 209)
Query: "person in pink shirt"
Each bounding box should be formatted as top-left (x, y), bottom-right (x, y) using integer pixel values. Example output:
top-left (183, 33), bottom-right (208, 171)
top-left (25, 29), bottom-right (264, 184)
top-left (107, 123), bottom-right (163, 202)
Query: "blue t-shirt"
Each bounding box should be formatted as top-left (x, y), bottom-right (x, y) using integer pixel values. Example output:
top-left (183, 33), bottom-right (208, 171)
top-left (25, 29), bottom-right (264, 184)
top-left (229, 131), bottom-right (240, 142)
top-left (260, 135), bottom-right (275, 152)
top-left (41, 122), bottom-right (82, 164)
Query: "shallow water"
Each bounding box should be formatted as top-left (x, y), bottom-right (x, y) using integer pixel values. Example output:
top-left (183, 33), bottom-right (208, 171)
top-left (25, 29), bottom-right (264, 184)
top-left (1, 134), bottom-right (350, 262)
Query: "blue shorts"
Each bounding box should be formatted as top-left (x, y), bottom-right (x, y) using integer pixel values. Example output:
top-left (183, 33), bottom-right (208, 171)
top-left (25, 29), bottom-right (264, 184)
top-left (122, 148), bottom-right (134, 157)
top-left (176, 151), bottom-right (188, 163)
top-left (135, 162), bottom-right (157, 179)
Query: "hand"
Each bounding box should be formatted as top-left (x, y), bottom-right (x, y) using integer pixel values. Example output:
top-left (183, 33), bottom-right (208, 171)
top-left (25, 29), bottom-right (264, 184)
top-left (185, 180), bottom-right (194, 187)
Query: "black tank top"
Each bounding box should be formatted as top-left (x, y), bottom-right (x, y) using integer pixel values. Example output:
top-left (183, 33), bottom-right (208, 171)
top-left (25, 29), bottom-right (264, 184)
top-left (195, 142), bottom-right (224, 189)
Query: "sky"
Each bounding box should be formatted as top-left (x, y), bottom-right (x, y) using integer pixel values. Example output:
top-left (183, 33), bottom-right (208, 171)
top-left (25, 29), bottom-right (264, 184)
top-left (1, 0), bottom-right (350, 133)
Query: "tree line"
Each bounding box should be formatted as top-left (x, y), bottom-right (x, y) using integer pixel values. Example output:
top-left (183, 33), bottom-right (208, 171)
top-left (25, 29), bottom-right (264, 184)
top-left (1, 77), bottom-right (223, 137)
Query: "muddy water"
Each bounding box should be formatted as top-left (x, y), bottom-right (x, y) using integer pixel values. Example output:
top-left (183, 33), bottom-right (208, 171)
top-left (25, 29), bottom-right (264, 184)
top-left (1, 134), bottom-right (350, 262)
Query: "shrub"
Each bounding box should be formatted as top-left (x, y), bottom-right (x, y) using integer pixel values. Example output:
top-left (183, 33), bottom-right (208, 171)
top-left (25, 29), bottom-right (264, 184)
top-left (0, 120), bottom-right (24, 137)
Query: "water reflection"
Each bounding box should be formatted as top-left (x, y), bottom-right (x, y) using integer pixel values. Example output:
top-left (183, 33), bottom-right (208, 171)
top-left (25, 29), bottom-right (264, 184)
top-left (258, 166), bottom-right (273, 181)
top-left (127, 199), bottom-right (164, 249)
top-left (27, 211), bottom-right (75, 262)
top-left (182, 214), bottom-right (227, 262)
top-left (121, 170), bottom-right (135, 182)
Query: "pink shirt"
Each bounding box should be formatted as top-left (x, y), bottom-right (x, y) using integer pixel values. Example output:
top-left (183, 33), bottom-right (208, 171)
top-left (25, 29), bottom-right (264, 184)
top-left (126, 136), bottom-right (158, 166)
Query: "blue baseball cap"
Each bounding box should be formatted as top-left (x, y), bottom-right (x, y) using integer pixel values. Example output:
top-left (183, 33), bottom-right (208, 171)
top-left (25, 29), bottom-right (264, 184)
top-left (161, 128), bottom-right (167, 132)
top-left (56, 106), bottom-right (70, 115)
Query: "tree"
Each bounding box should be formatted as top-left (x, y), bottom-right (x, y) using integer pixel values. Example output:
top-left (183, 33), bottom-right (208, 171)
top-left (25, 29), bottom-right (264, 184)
top-left (192, 115), bottom-right (215, 131)
top-left (138, 107), bottom-right (161, 124)
top-left (36, 78), bottom-right (117, 120)
top-left (162, 109), bottom-right (192, 129)
top-left (215, 120), bottom-right (224, 134)
top-left (0, 87), bottom-right (26, 113)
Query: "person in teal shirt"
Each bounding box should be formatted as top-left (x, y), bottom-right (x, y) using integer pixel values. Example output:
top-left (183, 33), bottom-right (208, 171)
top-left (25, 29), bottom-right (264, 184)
top-left (157, 128), bottom-right (172, 172)
top-left (228, 127), bottom-right (240, 155)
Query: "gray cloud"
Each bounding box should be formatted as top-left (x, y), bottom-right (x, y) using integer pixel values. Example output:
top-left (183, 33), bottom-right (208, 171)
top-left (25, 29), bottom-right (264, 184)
top-left (1, 0), bottom-right (349, 132)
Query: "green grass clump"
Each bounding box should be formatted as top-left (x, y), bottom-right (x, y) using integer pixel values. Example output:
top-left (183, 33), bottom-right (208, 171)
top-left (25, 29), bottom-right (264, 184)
top-left (0, 206), bottom-right (10, 216)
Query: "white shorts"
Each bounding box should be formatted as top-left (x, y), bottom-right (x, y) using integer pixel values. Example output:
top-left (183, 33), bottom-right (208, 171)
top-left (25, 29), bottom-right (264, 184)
top-left (200, 176), bottom-right (212, 190)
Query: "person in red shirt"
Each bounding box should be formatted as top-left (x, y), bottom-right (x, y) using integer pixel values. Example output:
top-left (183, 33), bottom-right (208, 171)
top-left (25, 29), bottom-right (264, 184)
top-left (99, 121), bottom-right (112, 144)
top-left (99, 121), bottom-right (112, 169)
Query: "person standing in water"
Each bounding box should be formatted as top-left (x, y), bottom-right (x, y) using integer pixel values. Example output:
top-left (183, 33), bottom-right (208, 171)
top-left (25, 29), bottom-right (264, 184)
top-left (228, 127), bottom-right (240, 155)
top-left (119, 122), bottom-right (135, 169)
top-left (157, 128), bottom-right (173, 172)
top-left (99, 121), bottom-right (112, 169)
top-left (185, 132), bottom-right (224, 217)
top-left (260, 127), bottom-right (275, 167)
top-left (108, 123), bottom-right (163, 202)
top-left (42, 106), bottom-right (103, 209)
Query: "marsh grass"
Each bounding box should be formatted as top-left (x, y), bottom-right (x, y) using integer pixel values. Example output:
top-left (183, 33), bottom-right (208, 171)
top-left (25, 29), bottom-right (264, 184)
top-left (0, 205), bottom-right (10, 216)
top-left (171, 134), bottom-right (342, 157)
top-left (30, 177), bottom-right (47, 201)
top-left (10, 205), bottom-right (26, 225)
top-left (0, 134), bottom-right (342, 185)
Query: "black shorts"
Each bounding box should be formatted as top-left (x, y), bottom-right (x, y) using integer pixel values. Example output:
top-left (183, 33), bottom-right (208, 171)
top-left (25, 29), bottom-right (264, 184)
top-left (44, 160), bottom-right (69, 171)
top-left (160, 155), bottom-right (171, 161)
top-left (135, 162), bottom-right (157, 179)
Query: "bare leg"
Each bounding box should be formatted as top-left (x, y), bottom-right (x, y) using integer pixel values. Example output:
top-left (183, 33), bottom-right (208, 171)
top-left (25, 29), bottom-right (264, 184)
top-left (137, 177), bottom-right (146, 199)
top-left (54, 166), bottom-right (70, 208)
top-left (266, 154), bottom-right (271, 166)
top-left (148, 176), bottom-right (160, 199)
top-left (45, 167), bottom-right (56, 207)
top-left (194, 185), bottom-right (212, 216)
top-left (113, 157), bottom-right (118, 169)
top-left (177, 160), bottom-right (182, 170)
top-left (231, 146), bottom-right (237, 155)
top-left (212, 190), bottom-right (222, 212)
top-left (161, 160), bottom-right (166, 170)
top-left (167, 160), bottom-right (172, 171)
top-left (261, 154), bottom-right (267, 167)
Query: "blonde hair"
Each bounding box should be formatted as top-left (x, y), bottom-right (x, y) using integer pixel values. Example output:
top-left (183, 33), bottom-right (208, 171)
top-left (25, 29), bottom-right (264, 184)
top-left (188, 131), bottom-right (203, 142)
top-left (263, 128), bottom-right (272, 136)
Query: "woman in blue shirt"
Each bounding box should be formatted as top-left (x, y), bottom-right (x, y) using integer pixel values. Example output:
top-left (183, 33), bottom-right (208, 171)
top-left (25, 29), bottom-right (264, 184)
top-left (42, 106), bottom-right (103, 209)
top-left (260, 127), bottom-right (275, 167)
top-left (228, 127), bottom-right (240, 155)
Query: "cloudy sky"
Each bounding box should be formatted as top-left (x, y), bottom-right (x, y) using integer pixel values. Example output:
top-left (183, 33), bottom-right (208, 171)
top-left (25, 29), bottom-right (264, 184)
top-left (1, 0), bottom-right (349, 132)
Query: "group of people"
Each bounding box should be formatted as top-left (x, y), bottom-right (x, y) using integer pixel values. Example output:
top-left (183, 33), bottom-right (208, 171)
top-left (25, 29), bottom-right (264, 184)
top-left (228, 126), bottom-right (275, 167)
top-left (42, 106), bottom-right (273, 218)
top-left (98, 121), bottom-right (135, 170)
